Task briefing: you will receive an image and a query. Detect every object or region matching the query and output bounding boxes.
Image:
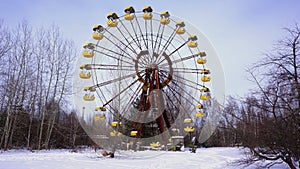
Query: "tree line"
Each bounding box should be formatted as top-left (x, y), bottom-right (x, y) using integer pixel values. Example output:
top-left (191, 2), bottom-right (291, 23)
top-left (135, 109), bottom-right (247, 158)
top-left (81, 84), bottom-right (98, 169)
top-left (0, 20), bottom-right (94, 150)
top-left (204, 25), bottom-right (300, 169)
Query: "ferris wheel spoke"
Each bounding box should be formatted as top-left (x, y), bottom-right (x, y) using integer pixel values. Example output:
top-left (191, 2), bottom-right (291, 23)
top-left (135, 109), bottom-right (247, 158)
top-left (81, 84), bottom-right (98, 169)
top-left (172, 70), bottom-right (200, 74)
top-left (91, 64), bottom-right (133, 68)
top-left (134, 15), bottom-right (148, 50)
top-left (93, 71), bottom-right (144, 88)
top-left (159, 71), bottom-right (201, 91)
top-left (94, 49), bottom-right (134, 66)
top-left (90, 63), bottom-right (136, 71)
top-left (171, 67), bottom-right (202, 71)
top-left (167, 83), bottom-right (201, 111)
top-left (160, 71), bottom-right (202, 105)
top-left (154, 25), bottom-right (167, 55)
top-left (116, 27), bottom-right (139, 54)
top-left (164, 84), bottom-right (194, 118)
top-left (163, 71), bottom-right (204, 88)
top-left (155, 28), bottom-right (177, 63)
top-left (120, 83), bottom-right (144, 118)
top-left (102, 78), bottom-right (140, 107)
top-left (143, 54), bottom-right (151, 66)
top-left (103, 36), bottom-right (135, 60)
top-left (159, 53), bottom-right (198, 68)
top-left (89, 64), bottom-right (135, 71)
top-left (119, 20), bottom-right (143, 50)
top-left (129, 20), bottom-right (144, 50)
top-left (94, 67), bottom-right (136, 71)
top-left (137, 59), bottom-right (148, 69)
top-left (159, 28), bottom-right (177, 55)
top-left (150, 19), bottom-right (155, 56)
top-left (157, 41), bottom-right (189, 65)
top-left (152, 24), bottom-right (162, 54)
top-left (163, 90), bottom-right (182, 121)
top-left (173, 76), bottom-right (200, 92)
top-left (105, 28), bottom-right (138, 55)
top-left (145, 20), bottom-right (149, 50)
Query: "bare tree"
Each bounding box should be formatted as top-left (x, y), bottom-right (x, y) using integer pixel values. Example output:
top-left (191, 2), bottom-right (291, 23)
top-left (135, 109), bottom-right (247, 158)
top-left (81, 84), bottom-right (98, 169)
top-left (0, 20), bottom-right (77, 150)
top-left (241, 24), bottom-right (300, 169)
top-left (0, 20), bottom-right (12, 60)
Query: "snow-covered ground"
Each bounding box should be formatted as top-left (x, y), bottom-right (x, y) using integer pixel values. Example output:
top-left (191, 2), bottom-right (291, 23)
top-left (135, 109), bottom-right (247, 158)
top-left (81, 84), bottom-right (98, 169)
top-left (0, 147), bottom-right (289, 169)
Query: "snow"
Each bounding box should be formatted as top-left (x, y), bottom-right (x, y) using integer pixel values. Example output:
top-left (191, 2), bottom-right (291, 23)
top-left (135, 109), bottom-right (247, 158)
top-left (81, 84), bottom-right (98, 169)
top-left (0, 147), bottom-right (289, 169)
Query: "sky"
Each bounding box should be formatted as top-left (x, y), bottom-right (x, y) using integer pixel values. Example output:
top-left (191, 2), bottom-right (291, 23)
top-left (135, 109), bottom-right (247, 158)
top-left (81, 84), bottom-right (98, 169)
top-left (1, 0), bottom-right (300, 97)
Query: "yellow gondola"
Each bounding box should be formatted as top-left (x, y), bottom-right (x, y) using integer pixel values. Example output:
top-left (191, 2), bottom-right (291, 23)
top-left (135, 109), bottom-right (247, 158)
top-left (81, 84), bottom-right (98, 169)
top-left (92, 32), bottom-right (104, 40)
top-left (160, 18), bottom-right (170, 25)
top-left (79, 64), bottom-right (85, 69)
top-left (184, 118), bottom-right (193, 123)
top-left (142, 6), bottom-right (153, 13)
top-left (184, 126), bottom-right (195, 132)
top-left (150, 142), bottom-right (161, 148)
top-left (93, 24), bottom-right (104, 32)
top-left (82, 50), bottom-right (94, 58)
top-left (106, 13), bottom-right (118, 27)
top-left (201, 76), bottom-right (211, 82)
top-left (195, 112), bottom-right (206, 117)
top-left (95, 106), bottom-right (106, 111)
top-left (198, 51), bottom-right (206, 57)
top-left (160, 11), bottom-right (170, 17)
top-left (110, 131), bottom-right (116, 137)
top-left (107, 12), bottom-right (119, 20)
top-left (188, 35), bottom-right (198, 48)
top-left (142, 6), bottom-right (153, 20)
top-left (107, 19), bottom-right (118, 27)
top-left (111, 121), bottom-right (122, 127)
top-left (200, 69), bottom-right (210, 74)
top-left (143, 13), bottom-right (152, 20)
top-left (197, 58), bottom-right (207, 64)
top-left (83, 43), bottom-right (95, 49)
top-left (195, 104), bottom-right (204, 109)
top-left (111, 121), bottom-right (118, 127)
top-left (130, 131), bottom-right (138, 137)
top-left (83, 95), bottom-right (95, 101)
top-left (188, 42), bottom-right (198, 48)
top-left (110, 131), bottom-right (122, 137)
top-left (176, 27), bottom-right (185, 34)
top-left (200, 95), bottom-right (211, 100)
top-left (175, 22), bottom-right (185, 34)
top-left (94, 115), bottom-right (101, 121)
top-left (200, 87), bottom-right (210, 92)
top-left (79, 72), bottom-right (91, 79)
top-left (176, 21), bottom-right (185, 27)
top-left (80, 64), bottom-right (92, 70)
top-left (124, 6), bottom-right (135, 13)
top-left (124, 6), bottom-right (135, 20)
top-left (160, 11), bottom-right (170, 25)
top-left (92, 25), bottom-right (104, 40)
top-left (124, 13), bottom-right (135, 20)
top-left (176, 22), bottom-right (185, 34)
top-left (188, 35), bottom-right (198, 41)
top-left (84, 86), bottom-right (96, 92)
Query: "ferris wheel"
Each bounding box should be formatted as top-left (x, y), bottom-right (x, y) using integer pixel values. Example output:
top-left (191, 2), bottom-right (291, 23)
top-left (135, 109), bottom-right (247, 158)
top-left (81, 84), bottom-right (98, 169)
top-left (73, 5), bottom-right (224, 151)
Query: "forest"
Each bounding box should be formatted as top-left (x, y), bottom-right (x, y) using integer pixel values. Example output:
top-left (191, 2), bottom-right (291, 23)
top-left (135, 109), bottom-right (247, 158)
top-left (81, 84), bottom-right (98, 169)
top-left (0, 20), bottom-right (299, 168)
